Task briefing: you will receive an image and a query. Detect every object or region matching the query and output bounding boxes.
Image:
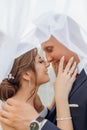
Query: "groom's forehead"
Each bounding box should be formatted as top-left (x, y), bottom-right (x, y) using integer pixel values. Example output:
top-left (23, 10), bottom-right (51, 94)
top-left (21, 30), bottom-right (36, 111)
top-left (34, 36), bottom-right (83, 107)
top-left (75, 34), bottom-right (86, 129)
top-left (42, 40), bottom-right (53, 49)
top-left (42, 36), bottom-right (58, 48)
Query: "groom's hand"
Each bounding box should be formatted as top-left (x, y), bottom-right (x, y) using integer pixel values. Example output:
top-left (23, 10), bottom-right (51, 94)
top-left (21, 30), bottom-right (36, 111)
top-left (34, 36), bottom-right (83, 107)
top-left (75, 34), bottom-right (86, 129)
top-left (0, 98), bottom-right (39, 130)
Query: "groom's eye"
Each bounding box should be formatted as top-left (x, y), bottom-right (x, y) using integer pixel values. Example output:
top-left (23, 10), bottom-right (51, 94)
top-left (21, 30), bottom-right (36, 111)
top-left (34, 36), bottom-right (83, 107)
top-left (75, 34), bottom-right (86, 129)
top-left (45, 47), bottom-right (53, 53)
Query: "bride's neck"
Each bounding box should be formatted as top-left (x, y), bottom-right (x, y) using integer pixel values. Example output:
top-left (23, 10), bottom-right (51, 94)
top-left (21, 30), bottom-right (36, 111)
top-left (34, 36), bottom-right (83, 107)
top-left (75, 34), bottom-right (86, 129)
top-left (1, 86), bottom-right (39, 130)
top-left (12, 85), bottom-right (38, 106)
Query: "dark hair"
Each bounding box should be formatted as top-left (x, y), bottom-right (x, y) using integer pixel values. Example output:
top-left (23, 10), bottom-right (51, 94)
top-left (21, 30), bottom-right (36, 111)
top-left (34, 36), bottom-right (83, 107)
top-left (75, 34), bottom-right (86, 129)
top-left (0, 48), bottom-right (37, 101)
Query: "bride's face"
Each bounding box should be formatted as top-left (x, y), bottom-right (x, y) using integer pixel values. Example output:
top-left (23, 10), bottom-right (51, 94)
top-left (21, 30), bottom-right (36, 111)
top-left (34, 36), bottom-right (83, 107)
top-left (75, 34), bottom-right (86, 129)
top-left (35, 53), bottom-right (50, 86)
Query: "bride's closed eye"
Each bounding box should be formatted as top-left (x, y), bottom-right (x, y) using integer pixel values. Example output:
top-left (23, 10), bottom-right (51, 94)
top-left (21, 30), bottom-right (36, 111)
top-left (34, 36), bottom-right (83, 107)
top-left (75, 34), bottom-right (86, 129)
top-left (39, 57), bottom-right (45, 63)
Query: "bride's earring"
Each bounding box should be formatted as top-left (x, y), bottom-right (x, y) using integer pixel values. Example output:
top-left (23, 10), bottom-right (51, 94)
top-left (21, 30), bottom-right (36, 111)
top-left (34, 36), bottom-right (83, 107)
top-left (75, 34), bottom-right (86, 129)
top-left (28, 79), bottom-right (31, 88)
top-left (28, 79), bottom-right (36, 93)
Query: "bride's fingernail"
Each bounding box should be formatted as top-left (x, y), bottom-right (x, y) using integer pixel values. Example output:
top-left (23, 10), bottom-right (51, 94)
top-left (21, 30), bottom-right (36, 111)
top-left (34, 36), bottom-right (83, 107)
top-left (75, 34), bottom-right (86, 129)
top-left (61, 56), bottom-right (65, 60)
top-left (70, 57), bottom-right (74, 60)
top-left (74, 61), bottom-right (76, 65)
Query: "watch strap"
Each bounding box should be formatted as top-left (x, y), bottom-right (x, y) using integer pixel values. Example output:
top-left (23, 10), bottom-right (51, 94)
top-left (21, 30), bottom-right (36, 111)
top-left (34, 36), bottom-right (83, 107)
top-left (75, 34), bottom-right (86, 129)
top-left (36, 116), bottom-right (44, 123)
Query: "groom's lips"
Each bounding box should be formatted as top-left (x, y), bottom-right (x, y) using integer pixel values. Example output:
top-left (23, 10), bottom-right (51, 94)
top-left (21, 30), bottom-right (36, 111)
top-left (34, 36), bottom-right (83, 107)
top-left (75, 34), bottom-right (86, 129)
top-left (52, 60), bottom-right (60, 64)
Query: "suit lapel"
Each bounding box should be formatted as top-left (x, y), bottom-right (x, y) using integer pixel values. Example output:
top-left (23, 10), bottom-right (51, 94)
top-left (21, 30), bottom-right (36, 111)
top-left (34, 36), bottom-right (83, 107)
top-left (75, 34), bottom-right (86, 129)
top-left (69, 69), bottom-right (87, 98)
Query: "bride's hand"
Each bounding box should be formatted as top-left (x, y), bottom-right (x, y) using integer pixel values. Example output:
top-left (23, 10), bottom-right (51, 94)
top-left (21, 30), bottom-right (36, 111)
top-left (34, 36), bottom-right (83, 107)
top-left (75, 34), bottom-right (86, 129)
top-left (54, 56), bottom-right (77, 100)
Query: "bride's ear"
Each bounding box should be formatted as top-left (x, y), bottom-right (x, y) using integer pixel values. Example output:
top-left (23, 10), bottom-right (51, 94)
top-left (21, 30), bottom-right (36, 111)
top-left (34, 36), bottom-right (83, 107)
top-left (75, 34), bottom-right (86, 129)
top-left (22, 71), bottom-right (31, 80)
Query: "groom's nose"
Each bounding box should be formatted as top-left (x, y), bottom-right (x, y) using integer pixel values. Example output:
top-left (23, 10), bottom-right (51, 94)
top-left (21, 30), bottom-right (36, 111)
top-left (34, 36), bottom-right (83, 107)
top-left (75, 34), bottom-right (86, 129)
top-left (46, 54), bottom-right (53, 63)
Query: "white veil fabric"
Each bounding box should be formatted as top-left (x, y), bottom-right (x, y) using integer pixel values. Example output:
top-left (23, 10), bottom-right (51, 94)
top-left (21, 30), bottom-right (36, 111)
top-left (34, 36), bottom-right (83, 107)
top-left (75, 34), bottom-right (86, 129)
top-left (0, 1), bottom-right (41, 84)
top-left (0, 32), bottom-right (40, 84)
top-left (0, 0), bottom-right (34, 40)
top-left (33, 12), bottom-right (87, 60)
top-left (0, 32), bottom-right (18, 83)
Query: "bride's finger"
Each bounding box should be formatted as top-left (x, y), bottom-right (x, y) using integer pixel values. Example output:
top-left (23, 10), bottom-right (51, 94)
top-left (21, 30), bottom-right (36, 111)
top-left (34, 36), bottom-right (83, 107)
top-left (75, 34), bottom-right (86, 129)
top-left (64, 57), bottom-right (74, 74)
top-left (58, 56), bottom-right (65, 74)
top-left (52, 62), bottom-right (58, 76)
top-left (68, 61), bottom-right (77, 75)
top-left (71, 68), bottom-right (77, 81)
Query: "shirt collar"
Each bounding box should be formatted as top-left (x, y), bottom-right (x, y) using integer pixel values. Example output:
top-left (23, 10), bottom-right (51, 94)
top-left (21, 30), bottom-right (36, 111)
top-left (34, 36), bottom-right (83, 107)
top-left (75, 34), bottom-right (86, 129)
top-left (77, 58), bottom-right (87, 75)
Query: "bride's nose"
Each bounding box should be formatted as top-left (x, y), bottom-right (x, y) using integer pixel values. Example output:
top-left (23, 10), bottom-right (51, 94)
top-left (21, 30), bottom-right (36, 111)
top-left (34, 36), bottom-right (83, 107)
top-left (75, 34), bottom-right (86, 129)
top-left (45, 61), bottom-right (50, 67)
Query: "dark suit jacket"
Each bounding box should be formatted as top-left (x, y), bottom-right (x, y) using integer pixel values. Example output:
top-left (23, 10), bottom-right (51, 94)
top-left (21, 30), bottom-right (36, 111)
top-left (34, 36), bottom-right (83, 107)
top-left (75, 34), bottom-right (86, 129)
top-left (42, 120), bottom-right (60, 130)
top-left (45, 68), bottom-right (87, 130)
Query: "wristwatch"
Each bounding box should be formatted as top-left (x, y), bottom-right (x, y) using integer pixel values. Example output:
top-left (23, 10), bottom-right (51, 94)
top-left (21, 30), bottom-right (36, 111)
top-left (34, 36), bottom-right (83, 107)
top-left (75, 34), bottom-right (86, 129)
top-left (29, 116), bottom-right (44, 130)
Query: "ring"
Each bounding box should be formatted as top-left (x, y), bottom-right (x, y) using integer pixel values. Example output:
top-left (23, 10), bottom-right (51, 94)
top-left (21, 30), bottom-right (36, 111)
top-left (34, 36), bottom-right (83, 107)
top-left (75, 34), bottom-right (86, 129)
top-left (68, 71), bottom-right (72, 75)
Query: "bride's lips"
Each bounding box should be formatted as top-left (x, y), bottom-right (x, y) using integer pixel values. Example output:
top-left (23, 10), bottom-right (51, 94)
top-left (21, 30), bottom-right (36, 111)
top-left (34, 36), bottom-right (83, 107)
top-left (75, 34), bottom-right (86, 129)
top-left (44, 69), bottom-right (48, 74)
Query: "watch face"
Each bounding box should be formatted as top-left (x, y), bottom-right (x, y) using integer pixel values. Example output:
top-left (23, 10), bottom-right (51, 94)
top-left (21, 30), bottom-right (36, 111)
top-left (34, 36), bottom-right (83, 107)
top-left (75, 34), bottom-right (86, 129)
top-left (29, 121), bottom-right (39, 130)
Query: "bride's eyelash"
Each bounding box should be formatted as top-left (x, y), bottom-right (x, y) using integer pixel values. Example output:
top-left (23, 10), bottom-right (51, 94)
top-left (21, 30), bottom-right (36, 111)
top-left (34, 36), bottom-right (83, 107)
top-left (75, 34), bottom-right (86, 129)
top-left (38, 56), bottom-right (45, 63)
top-left (39, 60), bottom-right (44, 63)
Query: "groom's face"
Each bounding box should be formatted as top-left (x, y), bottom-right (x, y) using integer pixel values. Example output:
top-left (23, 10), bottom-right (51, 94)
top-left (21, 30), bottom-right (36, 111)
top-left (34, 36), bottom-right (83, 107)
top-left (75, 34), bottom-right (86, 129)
top-left (42, 36), bottom-right (70, 65)
top-left (42, 36), bottom-right (71, 75)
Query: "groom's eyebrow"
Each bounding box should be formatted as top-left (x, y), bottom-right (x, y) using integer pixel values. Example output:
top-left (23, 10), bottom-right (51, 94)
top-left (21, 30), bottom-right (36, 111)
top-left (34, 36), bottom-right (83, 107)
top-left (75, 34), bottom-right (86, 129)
top-left (44, 46), bottom-right (53, 51)
top-left (43, 45), bottom-right (52, 49)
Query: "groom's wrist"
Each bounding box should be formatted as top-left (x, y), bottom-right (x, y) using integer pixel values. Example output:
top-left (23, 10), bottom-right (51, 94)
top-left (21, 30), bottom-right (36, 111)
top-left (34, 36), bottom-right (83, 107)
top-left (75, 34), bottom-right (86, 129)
top-left (28, 116), bottom-right (47, 130)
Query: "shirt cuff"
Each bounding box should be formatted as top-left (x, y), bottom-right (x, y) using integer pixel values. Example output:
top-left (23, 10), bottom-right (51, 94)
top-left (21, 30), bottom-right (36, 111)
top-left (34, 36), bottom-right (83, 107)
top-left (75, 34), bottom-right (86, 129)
top-left (41, 119), bottom-right (47, 128)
